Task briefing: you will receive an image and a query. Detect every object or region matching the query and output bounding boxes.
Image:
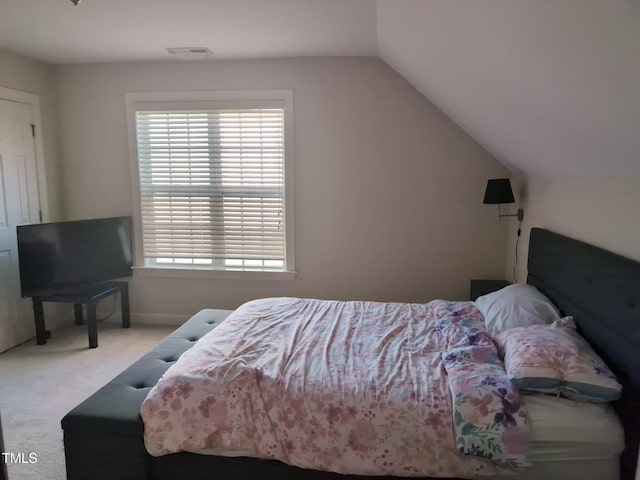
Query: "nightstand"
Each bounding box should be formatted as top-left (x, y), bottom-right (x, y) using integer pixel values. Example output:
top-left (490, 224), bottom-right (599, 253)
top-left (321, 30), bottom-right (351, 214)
top-left (469, 279), bottom-right (511, 301)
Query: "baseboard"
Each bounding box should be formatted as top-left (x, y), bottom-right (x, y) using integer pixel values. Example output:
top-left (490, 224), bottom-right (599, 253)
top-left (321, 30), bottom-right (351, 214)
top-left (130, 312), bottom-right (189, 327)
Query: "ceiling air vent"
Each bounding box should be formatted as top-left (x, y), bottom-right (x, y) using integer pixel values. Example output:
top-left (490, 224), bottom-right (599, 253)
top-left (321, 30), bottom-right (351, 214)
top-left (166, 47), bottom-right (213, 59)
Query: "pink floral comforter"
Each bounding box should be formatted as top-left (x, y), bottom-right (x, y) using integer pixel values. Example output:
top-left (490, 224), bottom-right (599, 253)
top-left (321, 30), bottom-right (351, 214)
top-left (141, 298), bottom-right (527, 477)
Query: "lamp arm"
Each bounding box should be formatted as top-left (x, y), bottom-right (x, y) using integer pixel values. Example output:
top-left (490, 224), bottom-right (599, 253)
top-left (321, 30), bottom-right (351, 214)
top-left (498, 207), bottom-right (524, 222)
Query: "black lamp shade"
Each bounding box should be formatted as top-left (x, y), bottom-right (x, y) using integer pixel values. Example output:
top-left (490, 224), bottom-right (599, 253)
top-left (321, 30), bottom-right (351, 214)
top-left (483, 178), bottom-right (515, 204)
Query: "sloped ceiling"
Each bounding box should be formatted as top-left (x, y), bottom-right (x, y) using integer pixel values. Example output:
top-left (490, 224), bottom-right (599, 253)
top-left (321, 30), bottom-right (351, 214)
top-left (377, 0), bottom-right (640, 177)
top-left (1, 0), bottom-right (638, 177)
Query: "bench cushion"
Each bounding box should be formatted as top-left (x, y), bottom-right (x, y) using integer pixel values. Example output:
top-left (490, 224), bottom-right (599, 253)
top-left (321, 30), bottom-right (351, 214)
top-left (62, 309), bottom-right (232, 480)
top-left (62, 309), bottom-right (232, 435)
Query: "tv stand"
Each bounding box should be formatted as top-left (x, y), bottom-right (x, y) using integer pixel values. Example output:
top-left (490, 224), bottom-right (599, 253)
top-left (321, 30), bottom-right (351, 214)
top-left (31, 281), bottom-right (130, 348)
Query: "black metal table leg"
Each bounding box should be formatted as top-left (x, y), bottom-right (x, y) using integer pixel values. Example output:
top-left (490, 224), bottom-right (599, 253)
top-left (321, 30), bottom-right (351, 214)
top-left (120, 283), bottom-right (130, 328)
top-left (32, 297), bottom-right (47, 345)
top-left (86, 302), bottom-right (98, 348)
top-left (74, 303), bottom-right (84, 325)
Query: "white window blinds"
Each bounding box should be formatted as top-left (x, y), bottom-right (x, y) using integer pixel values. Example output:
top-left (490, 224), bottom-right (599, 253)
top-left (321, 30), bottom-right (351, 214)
top-left (135, 108), bottom-right (286, 271)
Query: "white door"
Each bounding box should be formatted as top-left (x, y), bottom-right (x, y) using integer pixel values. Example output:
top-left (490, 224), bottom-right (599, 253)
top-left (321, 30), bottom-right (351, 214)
top-left (0, 98), bottom-right (41, 353)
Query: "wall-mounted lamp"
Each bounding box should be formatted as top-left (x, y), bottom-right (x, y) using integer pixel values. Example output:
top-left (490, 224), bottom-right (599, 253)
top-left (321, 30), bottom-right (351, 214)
top-left (483, 178), bottom-right (524, 222)
top-left (484, 178), bottom-right (524, 283)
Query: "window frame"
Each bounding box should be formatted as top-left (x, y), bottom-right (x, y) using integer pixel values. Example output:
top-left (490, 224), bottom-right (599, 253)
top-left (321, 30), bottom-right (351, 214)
top-left (125, 90), bottom-right (296, 280)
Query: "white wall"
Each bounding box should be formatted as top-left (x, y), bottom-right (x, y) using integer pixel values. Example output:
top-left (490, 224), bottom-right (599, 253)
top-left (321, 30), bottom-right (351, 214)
top-left (55, 57), bottom-right (510, 324)
top-left (507, 175), bottom-right (640, 282)
top-left (0, 48), bottom-right (61, 220)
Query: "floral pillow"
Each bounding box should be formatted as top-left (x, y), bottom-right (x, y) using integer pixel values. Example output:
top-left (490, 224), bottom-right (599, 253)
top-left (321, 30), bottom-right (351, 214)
top-left (494, 317), bottom-right (622, 402)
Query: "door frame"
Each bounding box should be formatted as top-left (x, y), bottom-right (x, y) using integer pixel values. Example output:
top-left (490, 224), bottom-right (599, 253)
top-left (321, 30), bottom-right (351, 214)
top-left (0, 86), bottom-right (50, 223)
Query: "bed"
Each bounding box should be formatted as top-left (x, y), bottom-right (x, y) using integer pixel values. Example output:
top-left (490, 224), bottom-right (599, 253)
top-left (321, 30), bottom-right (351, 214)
top-left (61, 228), bottom-right (640, 480)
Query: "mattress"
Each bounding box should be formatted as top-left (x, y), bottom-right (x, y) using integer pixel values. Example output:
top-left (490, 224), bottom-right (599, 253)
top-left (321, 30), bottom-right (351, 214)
top-left (496, 393), bottom-right (624, 480)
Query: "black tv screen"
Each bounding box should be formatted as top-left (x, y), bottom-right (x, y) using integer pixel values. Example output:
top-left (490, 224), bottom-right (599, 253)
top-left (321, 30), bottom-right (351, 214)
top-left (17, 216), bottom-right (132, 298)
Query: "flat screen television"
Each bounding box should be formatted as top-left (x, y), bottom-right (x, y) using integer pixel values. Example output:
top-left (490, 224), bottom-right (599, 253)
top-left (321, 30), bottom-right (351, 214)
top-left (17, 216), bottom-right (132, 298)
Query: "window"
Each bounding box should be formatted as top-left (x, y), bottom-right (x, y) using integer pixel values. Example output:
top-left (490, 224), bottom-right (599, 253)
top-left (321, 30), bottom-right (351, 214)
top-left (127, 91), bottom-right (294, 278)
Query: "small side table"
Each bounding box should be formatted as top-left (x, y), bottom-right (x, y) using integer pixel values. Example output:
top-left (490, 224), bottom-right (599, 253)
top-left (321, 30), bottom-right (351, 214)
top-left (469, 279), bottom-right (511, 301)
top-left (32, 281), bottom-right (130, 349)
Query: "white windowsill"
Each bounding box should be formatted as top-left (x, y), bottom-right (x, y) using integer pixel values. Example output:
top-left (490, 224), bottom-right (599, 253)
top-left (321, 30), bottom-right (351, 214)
top-left (133, 266), bottom-right (297, 281)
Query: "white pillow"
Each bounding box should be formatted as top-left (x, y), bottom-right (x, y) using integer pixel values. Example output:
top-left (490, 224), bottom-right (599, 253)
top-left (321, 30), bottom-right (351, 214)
top-left (474, 284), bottom-right (560, 337)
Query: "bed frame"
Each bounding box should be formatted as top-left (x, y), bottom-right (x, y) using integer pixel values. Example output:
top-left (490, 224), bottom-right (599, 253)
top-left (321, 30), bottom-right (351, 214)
top-left (527, 228), bottom-right (639, 480)
top-left (61, 228), bottom-right (639, 480)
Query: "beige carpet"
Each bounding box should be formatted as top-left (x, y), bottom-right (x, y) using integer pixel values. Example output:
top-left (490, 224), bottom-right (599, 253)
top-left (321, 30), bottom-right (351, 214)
top-left (0, 321), bottom-right (174, 480)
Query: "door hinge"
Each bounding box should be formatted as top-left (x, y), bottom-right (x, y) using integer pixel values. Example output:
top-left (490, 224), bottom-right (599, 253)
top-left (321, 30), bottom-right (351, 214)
top-left (31, 124), bottom-right (36, 137)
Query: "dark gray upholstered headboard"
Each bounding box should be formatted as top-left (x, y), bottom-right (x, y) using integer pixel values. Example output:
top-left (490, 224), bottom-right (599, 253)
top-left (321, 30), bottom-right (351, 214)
top-left (527, 228), bottom-right (639, 480)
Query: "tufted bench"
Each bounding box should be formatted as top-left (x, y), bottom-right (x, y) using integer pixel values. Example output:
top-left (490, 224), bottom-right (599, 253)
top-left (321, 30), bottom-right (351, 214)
top-left (61, 309), bottom-right (233, 480)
